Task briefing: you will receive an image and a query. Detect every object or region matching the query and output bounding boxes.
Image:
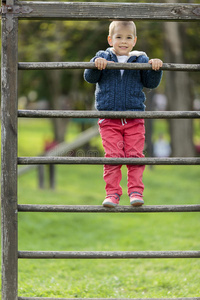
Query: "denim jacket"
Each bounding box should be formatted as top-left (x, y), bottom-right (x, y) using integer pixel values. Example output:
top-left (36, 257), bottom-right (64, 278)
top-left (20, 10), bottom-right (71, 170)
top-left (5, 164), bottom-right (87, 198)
top-left (84, 48), bottom-right (162, 111)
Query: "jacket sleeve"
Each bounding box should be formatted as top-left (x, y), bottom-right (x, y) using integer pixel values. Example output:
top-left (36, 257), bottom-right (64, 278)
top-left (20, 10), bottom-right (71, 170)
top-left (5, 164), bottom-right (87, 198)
top-left (84, 51), bottom-right (106, 84)
top-left (140, 56), bottom-right (163, 89)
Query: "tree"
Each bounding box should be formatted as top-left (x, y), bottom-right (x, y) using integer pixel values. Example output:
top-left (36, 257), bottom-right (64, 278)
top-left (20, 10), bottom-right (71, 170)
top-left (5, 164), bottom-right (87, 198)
top-left (164, 0), bottom-right (195, 157)
top-left (18, 20), bottom-right (108, 143)
top-left (16, 2), bottom-right (199, 151)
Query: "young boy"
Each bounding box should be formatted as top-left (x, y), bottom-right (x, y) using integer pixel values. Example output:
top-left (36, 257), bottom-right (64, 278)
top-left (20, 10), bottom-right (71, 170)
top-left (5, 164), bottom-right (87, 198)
top-left (84, 21), bottom-right (163, 207)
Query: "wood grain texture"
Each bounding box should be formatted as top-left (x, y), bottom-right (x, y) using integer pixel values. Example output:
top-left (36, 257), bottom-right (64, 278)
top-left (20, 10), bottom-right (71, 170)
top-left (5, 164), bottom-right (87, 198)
top-left (10, 2), bottom-right (200, 21)
top-left (17, 156), bottom-right (200, 165)
top-left (1, 15), bottom-right (18, 300)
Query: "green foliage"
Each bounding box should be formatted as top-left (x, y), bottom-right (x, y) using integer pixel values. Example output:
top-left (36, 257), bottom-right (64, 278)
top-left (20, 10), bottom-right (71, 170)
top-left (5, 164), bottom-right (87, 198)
top-left (17, 2), bottom-right (200, 108)
top-left (18, 19), bottom-right (109, 107)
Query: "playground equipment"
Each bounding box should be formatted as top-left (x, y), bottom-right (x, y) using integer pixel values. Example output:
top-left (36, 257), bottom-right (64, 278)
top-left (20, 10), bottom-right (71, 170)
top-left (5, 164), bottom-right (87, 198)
top-left (1, 1), bottom-right (200, 300)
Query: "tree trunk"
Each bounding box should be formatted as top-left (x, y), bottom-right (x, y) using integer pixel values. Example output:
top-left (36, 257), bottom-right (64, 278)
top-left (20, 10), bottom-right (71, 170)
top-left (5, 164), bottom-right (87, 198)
top-left (164, 0), bottom-right (195, 157)
top-left (48, 69), bottom-right (68, 143)
top-left (47, 22), bottom-right (69, 143)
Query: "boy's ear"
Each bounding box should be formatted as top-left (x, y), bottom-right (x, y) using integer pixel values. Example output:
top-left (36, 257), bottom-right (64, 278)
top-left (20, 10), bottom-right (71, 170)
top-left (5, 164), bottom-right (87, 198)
top-left (133, 36), bottom-right (137, 46)
top-left (107, 35), bottom-right (113, 46)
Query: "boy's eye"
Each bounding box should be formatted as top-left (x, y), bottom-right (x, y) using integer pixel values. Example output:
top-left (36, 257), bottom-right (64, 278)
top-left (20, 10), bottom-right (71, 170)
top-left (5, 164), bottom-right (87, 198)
top-left (127, 36), bottom-right (132, 39)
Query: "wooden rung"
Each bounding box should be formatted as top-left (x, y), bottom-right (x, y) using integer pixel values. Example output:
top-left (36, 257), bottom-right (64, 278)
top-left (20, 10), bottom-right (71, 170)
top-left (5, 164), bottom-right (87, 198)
top-left (18, 297), bottom-right (200, 300)
top-left (11, 2), bottom-right (200, 21)
top-left (18, 204), bottom-right (200, 213)
top-left (18, 62), bottom-right (200, 71)
top-left (18, 250), bottom-right (200, 259)
top-left (17, 157), bottom-right (200, 166)
top-left (18, 110), bottom-right (200, 119)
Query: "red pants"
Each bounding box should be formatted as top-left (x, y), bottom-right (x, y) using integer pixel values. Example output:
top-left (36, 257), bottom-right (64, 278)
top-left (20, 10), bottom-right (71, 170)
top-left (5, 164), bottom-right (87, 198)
top-left (98, 118), bottom-right (145, 196)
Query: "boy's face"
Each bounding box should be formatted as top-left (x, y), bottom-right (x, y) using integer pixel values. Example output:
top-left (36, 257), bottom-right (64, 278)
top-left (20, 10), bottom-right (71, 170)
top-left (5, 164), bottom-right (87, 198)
top-left (108, 24), bottom-right (137, 56)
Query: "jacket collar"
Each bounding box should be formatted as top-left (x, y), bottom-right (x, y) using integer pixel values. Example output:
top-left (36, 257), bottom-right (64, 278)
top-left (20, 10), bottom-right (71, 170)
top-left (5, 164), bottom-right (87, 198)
top-left (106, 47), bottom-right (147, 62)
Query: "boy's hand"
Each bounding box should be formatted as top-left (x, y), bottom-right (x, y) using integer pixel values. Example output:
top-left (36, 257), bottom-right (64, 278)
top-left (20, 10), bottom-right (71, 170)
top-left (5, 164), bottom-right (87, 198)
top-left (95, 58), bottom-right (108, 70)
top-left (149, 59), bottom-right (163, 71)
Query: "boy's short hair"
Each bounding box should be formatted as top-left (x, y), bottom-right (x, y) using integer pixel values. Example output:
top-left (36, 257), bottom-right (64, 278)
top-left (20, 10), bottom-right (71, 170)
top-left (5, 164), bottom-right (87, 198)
top-left (109, 21), bottom-right (137, 37)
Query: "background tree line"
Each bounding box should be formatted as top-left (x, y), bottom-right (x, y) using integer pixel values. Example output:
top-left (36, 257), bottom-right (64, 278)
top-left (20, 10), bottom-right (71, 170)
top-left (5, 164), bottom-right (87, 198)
top-left (15, 0), bottom-right (200, 156)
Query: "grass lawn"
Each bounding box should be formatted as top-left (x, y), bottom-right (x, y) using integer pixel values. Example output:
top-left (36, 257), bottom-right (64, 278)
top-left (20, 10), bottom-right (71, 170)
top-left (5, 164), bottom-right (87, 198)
top-left (1, 119), bottom-right (200, 298)
top-left (17, 163), bottom-right (200, 298)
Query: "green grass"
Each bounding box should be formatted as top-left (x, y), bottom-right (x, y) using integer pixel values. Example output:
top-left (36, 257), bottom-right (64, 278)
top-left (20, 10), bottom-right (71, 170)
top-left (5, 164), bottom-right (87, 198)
top-left (17, 164), bottom-right (200, 298)
top-left (2, 119), bottom-right (200, 298)
top-left (18, 118), bottom-right (83, 156)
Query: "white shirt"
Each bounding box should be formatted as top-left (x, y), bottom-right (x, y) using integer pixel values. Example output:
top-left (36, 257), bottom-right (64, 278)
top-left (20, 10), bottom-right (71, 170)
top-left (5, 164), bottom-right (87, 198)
top-left (117, 55), bottom-right (129, 76)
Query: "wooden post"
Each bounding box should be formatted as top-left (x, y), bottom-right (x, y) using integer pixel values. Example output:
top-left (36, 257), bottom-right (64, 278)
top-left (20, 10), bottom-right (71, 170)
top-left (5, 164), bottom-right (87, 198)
top-left (49, 165), bottom-right (56, 189)
top-left (38, 165), bottom-right (45, 189)
top-left (1, 1), bottom-right (18, 299)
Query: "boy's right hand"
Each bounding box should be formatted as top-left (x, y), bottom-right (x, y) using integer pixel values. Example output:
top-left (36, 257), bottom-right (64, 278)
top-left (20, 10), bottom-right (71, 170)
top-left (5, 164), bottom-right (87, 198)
top-left (95, 58), bottom-right (108, 70)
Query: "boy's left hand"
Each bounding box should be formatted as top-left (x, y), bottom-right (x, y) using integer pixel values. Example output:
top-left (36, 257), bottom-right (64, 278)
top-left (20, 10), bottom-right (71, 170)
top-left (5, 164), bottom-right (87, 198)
top-left (149, 59), bottom-right (163, 71)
